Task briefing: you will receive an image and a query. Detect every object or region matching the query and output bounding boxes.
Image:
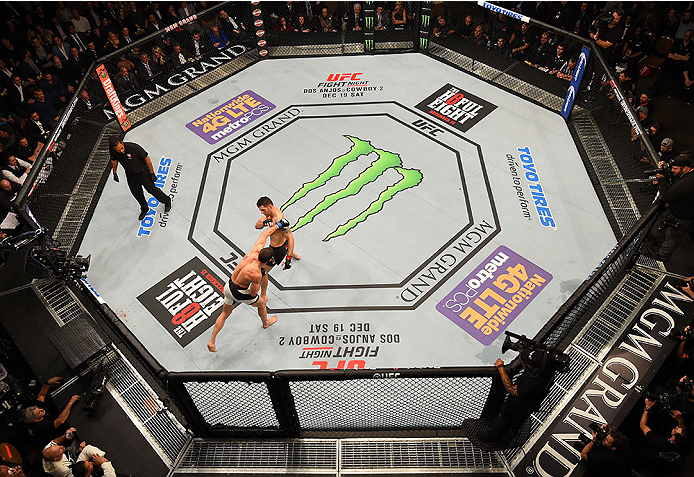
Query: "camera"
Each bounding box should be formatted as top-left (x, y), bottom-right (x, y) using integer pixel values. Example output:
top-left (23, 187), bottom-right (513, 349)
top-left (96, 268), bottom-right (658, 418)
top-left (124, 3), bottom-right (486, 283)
top-left (669, 326), bottom-right (694, 340)
top-left (672, 278), bottom-right (693, 289)
top-left (589, 11), bottom-right (616, 35)
top-left (644, 390), bottom-right (684, 411)
top-left (577, 423), bottom-right (609, 448)
top-left (643, 162), bottom-right (674, 182)
top-left (24, 245), bottom-right (90, 279)
top-left (501, 332), bottom-right (570, 373)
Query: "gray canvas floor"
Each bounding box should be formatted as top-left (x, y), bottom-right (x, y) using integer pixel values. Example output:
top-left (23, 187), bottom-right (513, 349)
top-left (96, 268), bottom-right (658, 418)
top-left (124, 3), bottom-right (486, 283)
top-left (79, 54), bottom-right (616, 371)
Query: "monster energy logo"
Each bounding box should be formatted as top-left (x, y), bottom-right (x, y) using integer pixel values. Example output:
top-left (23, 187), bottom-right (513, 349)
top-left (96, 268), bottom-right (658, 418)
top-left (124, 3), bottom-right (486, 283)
top-left (365, 39), bottom-right (374, 51)
top-left (281, 136), bottom-right (423, 241)
top-left (366, 17), bottom-right (373, 29)
top-left (422, 14), bottom-right (430, 28)
top-left (420, 37), bottom-right (429, 49)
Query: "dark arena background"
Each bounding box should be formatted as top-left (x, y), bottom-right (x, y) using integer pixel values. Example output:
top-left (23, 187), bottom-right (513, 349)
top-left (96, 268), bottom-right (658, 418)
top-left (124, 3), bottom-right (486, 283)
top-left (1, 2), bottom-right (693, 477)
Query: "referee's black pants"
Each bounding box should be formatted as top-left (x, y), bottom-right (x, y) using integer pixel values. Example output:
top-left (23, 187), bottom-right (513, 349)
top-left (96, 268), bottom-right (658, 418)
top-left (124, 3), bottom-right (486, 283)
top-left (125, 171), bottom-right (171, 213)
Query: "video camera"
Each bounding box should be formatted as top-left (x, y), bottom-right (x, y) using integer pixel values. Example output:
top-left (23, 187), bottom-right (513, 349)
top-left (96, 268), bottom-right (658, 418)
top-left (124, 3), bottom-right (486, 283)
top-left (644, 377), bottom-right (694, 411)
top-left (669, 326), bottom-right (694, 340)
top-left (577, 423), bottom-right (610, 446)
top-left (82, 362), bottom-right (110, 413)
top-left (502, 331), bottom-right (571, 373)
top-left (643, 162), bottom-right (674, 182)
top-left (24, 244), bottom-right (90, 279)
top-left (589, 10), bottom-right (618, 35)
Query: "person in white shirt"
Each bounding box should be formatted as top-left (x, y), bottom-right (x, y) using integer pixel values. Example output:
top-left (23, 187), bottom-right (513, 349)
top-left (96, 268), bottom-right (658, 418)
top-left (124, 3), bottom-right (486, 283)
top-left (42, 429), bottom-right (116, 477)
top-left (2, 155), bottom-right (31, 187)
top-left (70, 8), bottom-right (91, 33)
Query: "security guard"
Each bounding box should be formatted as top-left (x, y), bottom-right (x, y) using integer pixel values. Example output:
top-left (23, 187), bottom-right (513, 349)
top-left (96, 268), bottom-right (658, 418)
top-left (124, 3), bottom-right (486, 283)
top-left (109, 135), bottom-right (172, 221)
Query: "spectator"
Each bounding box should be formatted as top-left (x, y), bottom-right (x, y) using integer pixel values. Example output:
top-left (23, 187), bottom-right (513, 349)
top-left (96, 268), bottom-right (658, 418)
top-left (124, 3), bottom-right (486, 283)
top-left (470, 25), bottom-right (489, 48)
top-left (50, 17), bottom-right (69, 43)
top-left (71, 453), bottom-right (115, 477)
top-left (98, 16), bottom-right (117, 38)
top-left (21, 375), bottom-right (81, 446)
top-left (374, 5), bottom-right (390, 31)
top-left (275, 17), bottom-right (292, 35)
top-left (0, 124), bottom-right (16, 155)
top-left (548, 43), bottom-right (568, 75)
top-left (557, 57), bottom-right (578, 81)
top-left (490, 36), bottom-right (510, 56)
top-left (391, 1), bottom-right (407, 29)
top-left (49, 56), bottom-right (78, 89)
top-left (54, 2), bottom-right (72, 24)
top-left (218, 9), bottom-right (249, 44)
top-left (31, 88), bottom-right (63, 128)
top-left (66, 24), bottom-right (88, 53)
top-left (644, 121), bottom-right (664, 150)
top-left (178, 2), bottom-right (196, 21)
top-left (458, 15), bottom-right (474, 39)
top-left (547, 1), bottom-right (577, 31)
top-left (120, 26), bottom-right (135, 46)
top-left (114, 66), bottom-right (139, 95)
top-left (136, 52), bottom-right (160, 80)
top-left (433, 16), bottom-right (455, 40)
top-left (661, 8), bottom-right (680, 39)
top-left (190, 30), bottom-right (211, 59)
top-left (674, 57), bottom-right (694, 104)
top-left (318, 8), bottom-right (337, 33)
top-left (14, 134), bottom-right (42, 164)
top-left (75, 90), bottom-right (95, 115)
top-left (168, 44), bottom-right (192, 66)
top-left (633, 91), bottom-right (653, 127)
top-left (0, 179), bottom-right (15, 224)
top-left (149, 2), bottom-right (165, 24)
top-left (71, 9), bottom-right (91, 35)
top-left (349, 3), bottom-right (365, 31)
top-left (18, 50), bottom-right (42, 83)
top-left (126, 1), bottom-right (147, 35)
top-left (25, 111), bottom-right (51, 143)
top-left (29, 36), bottom-right (53, 70)
top-left (84, 40), bottom-right (101, 63)
top-left (51, 35), bottom-right (71, 63)
top-left (653, 29), bottom-right (693, 94)
top-left (0, 58), bottom-right (15, 90)
top-left (621, 26), bottom-right (647, 73)
top-left (638, 2), bottom-right (664, 34)
top-left (83, 2), bottom-right (101, 30)
top-left (529, 31), bottom-right (554, 68)
top-left (68, 47), bottom-right (88, 79)
top-left (105, 32), bottom-right (121, 54)
top-left (164, 4), bottom-right (181, 27)
top-left (151, 46), bottom-right (168, 70)
top-left (572, 2), bottom-right (595, 37)
top-left (0, 465), bottom-right (25, 477)
top-left (208, 25), bottom-right (229, 50)
top-left (658, 138), bottom-right (677, 163)
top-left (294, 14), bottom-right (312, 33)
top-left (676, 11), bottom-right (694, 40)
top-left (489, 13), bottom-right (512, 44)
top-left (7, 74), bottom-right (29, 119)
top-left (146, 13), bottom-right (162, 35)
top-left (0, 38), bottom-right (22, 67)
top-left (509, 23), bottom-right (535, 61)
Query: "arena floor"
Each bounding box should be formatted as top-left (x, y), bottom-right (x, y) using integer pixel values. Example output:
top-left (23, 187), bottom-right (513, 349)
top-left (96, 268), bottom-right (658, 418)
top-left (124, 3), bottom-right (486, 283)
top-left (78, 53), bottom-right (616, 372)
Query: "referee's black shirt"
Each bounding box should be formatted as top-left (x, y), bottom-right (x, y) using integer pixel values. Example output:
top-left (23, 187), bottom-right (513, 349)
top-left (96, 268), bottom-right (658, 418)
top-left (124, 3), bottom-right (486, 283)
top-left (109, 142), bottom-right (148, 175)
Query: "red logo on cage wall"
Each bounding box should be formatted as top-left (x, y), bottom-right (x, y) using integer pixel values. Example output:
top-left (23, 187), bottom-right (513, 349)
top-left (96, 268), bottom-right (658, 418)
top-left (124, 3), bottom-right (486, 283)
top-left (256, 30), bottom-right (265, 37)
top-left (260, 49), bottom-right (268, 56)
top-left (253, 9), bottom-right (261, 16)
top-left (327, 73), bottom-right (362, 81)
top-left (254, 19), bottom-right (263, 27)
top-left (251, 1), bottom-right (260, 5)
top-left (258, 39), bottom-right (266, 47)
top-left (137, 257), bottom-right (226, 347)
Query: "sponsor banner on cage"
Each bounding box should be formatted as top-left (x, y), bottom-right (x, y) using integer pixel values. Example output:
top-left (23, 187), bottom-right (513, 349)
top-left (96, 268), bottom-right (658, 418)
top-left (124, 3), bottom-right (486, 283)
top-left (435, 245), bottom-right (552, 345)
top-left (561, 46), bottom-right (590, 119)
top-left (512, 280), bottom-right (694, 477)
top-left (138, 257), bottom-right (226, 347)
top-left (415, 84), bottom-right (497, 133)
top-left (96, 63), bottom-right (131, 131)
top-left (185, 91), bottom-right (276, 144)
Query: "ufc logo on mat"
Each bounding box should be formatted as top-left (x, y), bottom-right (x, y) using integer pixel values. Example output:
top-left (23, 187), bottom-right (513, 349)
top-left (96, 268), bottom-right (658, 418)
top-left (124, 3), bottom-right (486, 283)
top-left (281, 136), bottom-right (423, 241)
top-left (326, 73), bottom-right (362, 81)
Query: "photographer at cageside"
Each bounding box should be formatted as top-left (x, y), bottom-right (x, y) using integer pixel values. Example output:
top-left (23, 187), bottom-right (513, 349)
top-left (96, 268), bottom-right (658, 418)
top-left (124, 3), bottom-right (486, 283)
top-left (579, 423), bottom-right (632, 477)
top-left (637, 396), bottom-right (692, 470)
top-left (641, 153), bottom-right (694, 262)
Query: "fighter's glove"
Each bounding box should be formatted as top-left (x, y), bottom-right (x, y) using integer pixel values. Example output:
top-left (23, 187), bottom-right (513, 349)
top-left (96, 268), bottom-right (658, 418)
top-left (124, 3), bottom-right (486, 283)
top-left (263, 219), bottom-right (273, 227)
top-left (150, 172), bottom-right (157, 182)
top-left (284, 255), bottom-right (292, 270)
top-left (113, 172), bottom-right (119, 182)
top-left (277, 218), bottom-right (290, 229)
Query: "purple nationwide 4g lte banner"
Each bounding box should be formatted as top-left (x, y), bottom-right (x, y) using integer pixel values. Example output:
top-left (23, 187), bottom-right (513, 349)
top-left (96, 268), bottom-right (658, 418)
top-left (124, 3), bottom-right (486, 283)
top-left (436, 245), bottom-right (552, 345)
top-left (186, 90), bottom-right (275, 144)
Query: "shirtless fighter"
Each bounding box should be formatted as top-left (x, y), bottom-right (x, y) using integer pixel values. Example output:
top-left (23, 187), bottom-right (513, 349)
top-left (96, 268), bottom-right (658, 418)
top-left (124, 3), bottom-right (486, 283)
top-left (255, 196), bottom-right (300, 281)
top-left (207, 224), bottom-right (282, 353)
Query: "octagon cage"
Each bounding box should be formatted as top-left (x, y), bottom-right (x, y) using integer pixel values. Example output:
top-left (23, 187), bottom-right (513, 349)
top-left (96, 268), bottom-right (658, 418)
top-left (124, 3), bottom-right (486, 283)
top-left (8, 0), bottom-right (666, 458)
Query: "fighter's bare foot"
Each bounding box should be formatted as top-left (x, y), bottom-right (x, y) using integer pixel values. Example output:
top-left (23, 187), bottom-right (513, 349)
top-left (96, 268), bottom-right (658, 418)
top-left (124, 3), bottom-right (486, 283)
top-left (263, 315), bottom-right (278, 328)
top-left (207, 342), bottom-right (217, 352)
top-left (292, 252), bottom-right (301, 260)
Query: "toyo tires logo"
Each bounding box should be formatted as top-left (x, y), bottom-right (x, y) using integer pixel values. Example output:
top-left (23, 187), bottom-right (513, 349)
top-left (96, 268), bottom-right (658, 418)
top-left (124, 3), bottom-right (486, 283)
top-left (281, 135), bottom-right (423, 241)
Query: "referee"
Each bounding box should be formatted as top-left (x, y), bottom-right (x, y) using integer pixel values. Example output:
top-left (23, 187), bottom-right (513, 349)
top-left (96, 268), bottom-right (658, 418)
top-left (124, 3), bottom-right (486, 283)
top-left (109, 136), bottom-right (172, 221)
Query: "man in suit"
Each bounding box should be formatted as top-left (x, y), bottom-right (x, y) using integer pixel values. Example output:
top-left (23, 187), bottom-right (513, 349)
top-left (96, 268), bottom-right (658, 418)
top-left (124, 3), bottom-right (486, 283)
top-left (68, 47), bottom-right (88, 78)
top-left (51, 36), bottom-right (72, 63)
top-left (169, 44), bottom-right (192, 66)
top-left (190, 30), bottom-right (210, 59)
top-left (136, 52), bottom-right (160, 80)
top-left (178, 2), bottom-right (196, 20)
top-left (17, 50), bottom-right (42, 84)
top-left (348, 3), bottom-right (365, 31)
top-left (375, 5), bottom-right (391, 30)
top-left (146, 13), bottom-right (163, 35)
top-left (7, 74), bottom-right (29, 119)
top-left (114, 66), bottom-right (139, 95)
top-left (25, 111), bottom-right (51, 143)
top-left (218, 9), bottom-right (249, 44)
top-left (48, 56), bottom-right (78, 89)
top-left (66, 24), bottom-right (88, 53)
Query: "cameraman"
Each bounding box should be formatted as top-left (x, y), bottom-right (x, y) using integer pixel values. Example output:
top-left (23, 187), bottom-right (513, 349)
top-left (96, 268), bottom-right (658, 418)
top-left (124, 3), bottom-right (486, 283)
top-left (639, 397), bottom-right (691, 467)
top-left (477, 349), bottom-right (553, 442)
top-left (580, 424), bottom-right (631, 476)
top-left (589, 9), bottom-right (625, 67)
top-left (642, 154), bottom-right (694, 262)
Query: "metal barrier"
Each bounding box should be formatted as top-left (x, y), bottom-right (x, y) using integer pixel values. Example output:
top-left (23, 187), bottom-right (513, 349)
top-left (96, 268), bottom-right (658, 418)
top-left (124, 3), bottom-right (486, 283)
top-left (6, 1), bottom-right (670, 443)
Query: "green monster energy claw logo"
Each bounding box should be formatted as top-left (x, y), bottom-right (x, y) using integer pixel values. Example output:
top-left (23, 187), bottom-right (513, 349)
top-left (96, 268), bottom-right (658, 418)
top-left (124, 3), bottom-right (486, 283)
top-left (366, 17), bottom-right (373, 29)
top-left (422, 15), bottom-right (430, 28)
top-left (365, 39), bottom-right (374, 51)
top-left (281, 136), bottom-right (423, 241)
top-left (420, 38), bottom-right (429, 49)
